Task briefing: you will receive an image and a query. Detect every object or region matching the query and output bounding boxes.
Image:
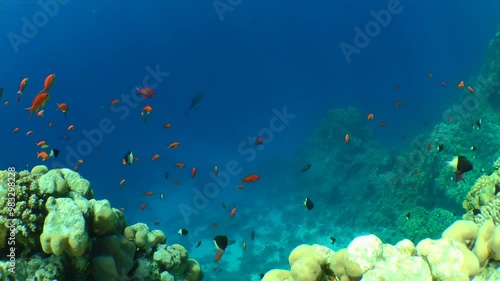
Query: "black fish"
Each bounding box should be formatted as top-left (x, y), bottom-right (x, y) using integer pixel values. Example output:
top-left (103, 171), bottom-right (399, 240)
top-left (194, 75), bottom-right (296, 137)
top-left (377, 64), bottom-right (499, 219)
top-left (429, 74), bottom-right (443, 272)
top-left (329, 236), bottom-right (336, 245)
top-left (304, 198), bottom-right (314, 210)
top-left (0, 86), bottom-right (3, 99)
top-left (185, 92), bottom-right (204, 117)
top-left (178, 228), bottom-right (188, 235)
top-left (214, 235), bottom-right (228, 251)
top-left (470, 146), bottom-right (476, 151)
top-left (448, 156), bottom-right (473, 182)
top-left (405, 213), bottom-right (411, 220)
top-left (260, 273), bottom-right (265, 279)
top-left (123, 151), bottom-right (133, 165)
top-left (437, 145), bottom-right (444, 152)
top-left (251, 230), bottom-right (255, 241)
top-left (196, 240), bottom-right (202, 248)
top-left (474, 119), bottom-right (481, 129)
top-left (50, 149), bottom-right (60, 158)
top-left (302, 164), bottom-right (311, 172)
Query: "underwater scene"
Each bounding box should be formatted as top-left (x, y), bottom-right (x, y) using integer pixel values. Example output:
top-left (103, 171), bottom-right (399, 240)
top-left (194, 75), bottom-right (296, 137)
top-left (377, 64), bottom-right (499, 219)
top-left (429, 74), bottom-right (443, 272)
top-left (1, 0), bottom-right (500, 281)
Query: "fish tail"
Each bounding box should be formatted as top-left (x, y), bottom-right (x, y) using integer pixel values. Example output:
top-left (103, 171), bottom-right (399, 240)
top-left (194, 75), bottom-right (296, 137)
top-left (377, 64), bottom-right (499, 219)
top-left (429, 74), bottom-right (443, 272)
top-left (25, 107), bottom-right (34, 118)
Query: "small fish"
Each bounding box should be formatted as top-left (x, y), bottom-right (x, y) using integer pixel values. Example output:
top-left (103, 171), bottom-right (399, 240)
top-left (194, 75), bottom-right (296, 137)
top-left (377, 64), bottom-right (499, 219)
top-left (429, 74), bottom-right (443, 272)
top-left (164, 172), bottom-right (169, 179)
top-left (457, 81), bottom-right (464, 89)
top-left (36, 110), bottom-right (44, 117)
top-left (440, 81), bottom-right (447, 87)
top-left (243, 242), bottom-right (246, 251)
top-left (405, 213), bottom-right (411, 220)
top-left (222, 202), bottom-right (227, 209)
top-left (123, 151), bottom-right (133, 165)
top-left (178, 228), bottom-right (189, 235)
top-left (255, 136), bottom-right (264, 146)
top-left (167, 141), bottom-right (180, 149)
top-left (470, 146), bottom-right (476, 151)
top-left (367, 113), bottom-right (374, 120)
top-left (395, 100), bottom-right (403, 107)
top-left (160, 193), bottom-right (164, 200)
top-left (212, 223), bottom-right (218, 228)
top-left (301, 164), bottom-right (311, 172)
top-left (163, 123), bottom-right (171, 129)
top-left (12, 128), bottom-right (19, 133)
top-left (67, 125), bottom-right (74, 131)
top-left (17, 78), bottom-right (28, 95)
top-left (0, 86), bottom-right (3, 100)
top-left (230, 207), bottom-right (237, 218)
top-left (214, 166), bottom-right (218, 177)
top-left (242, 174), bottom-right (259, 183)
top-left (120, 179), bottom-right (125, 186)
top-left (36, 140), bottom-right (47, 147)
top-left (144, 191), bottom-right (154, 196)
top-left (77, 159), bottom-right (84, 164)
top-left (474, 119), bottom-right (481, 130)
top-left (467, 86), bottom-right (475, 93)
top-left (185, 92), bottom-right (204, 116)
top-left (141, 203), bottom-right (147, 211)
top-left (251, 230), bottom-right (255, 240)
top-left (304, 198), bottom-right (314, 210)
top-left (152, 154), bottom-right (160, 161)
top-left (110, 99), bottom-right (119, 106)
top-left (330, 236), bottom-right (336, 245)
top-left (196, 240), bottom-right (202, 248)
top-left (379, 122), bottom-right (387, 127)
top-left (344, 134), bottom-right (349, 144)
top-left (236, 184), bottom-right (245, 189)
top-left (41, 74), bottom-right (55, 93)
top-left (25, 92), bottom-right (50, 118)
top-left (56, 103), bottom-right (69, 115)
top-left (191, 167), bottom-right (197, 179)
top-left (437, 145), bottom-right (444, 152)
top-left (447, 156), bottom-right (473, 182)
top-left (136, 86), bottom-right (156, 99)
top-left (26, 130), bottom-right (33, 135)
top-left (175, 163), bottom-right (185, 168)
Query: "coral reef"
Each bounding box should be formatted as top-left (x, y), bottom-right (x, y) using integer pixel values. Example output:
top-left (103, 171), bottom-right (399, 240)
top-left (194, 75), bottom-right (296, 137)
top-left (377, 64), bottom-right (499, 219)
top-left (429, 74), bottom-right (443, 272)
top-left (0, 166), bottom-right (204, 281)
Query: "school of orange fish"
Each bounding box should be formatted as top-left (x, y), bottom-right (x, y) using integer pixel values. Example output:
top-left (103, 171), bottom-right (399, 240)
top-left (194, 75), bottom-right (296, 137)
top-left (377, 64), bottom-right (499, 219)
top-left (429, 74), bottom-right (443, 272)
top-left (1, 72), bottom-right (477, 272)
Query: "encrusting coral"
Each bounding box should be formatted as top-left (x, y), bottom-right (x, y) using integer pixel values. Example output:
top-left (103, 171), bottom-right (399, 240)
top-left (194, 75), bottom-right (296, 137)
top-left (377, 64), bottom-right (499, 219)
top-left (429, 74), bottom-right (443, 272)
top-left (0, 166), bottom-right (204, 281)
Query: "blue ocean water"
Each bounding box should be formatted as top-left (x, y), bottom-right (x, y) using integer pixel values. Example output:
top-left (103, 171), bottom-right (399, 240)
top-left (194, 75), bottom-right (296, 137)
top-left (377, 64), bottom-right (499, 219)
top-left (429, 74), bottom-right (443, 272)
top-left (1, 0), bottom-right (499, 279)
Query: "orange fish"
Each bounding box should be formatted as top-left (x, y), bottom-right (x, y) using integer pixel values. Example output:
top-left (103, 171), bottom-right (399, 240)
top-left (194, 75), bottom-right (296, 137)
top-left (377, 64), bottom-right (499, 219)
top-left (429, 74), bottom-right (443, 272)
top-left (344, 134), bottom-right (349, 144)
top-left (77, 159), bottom-right (84, 164)
top-left (142, 105), bottom-right (153, 113)
top-left (191, 167), bottom-right (197, 179)
top-left (136, 87), bottom-right (156, 99)
top-left (457, 81), bottom-right (464, 89)
top-left (36, 110), bottom-right (44, 117)
top-left (175, 163), bottom-right (185, 168)
top-left (57, 103), bottom-right (69, 115)
top-left (236, 184), bottom-right (245, 189)
top-left (133, 157), bottom-right (140, 162)
top-left (215, 250), bottom-right (224, 262)
top-left (12, 128), bottom-right (19, 133)
top-left (73, 166), bottom-right (78, 172)
top-left (48, 122), bottom-right (53, 127)
top-left (25, 92), bottom-right (50, 118)
top-left (145, 191), bottom-right (154, 196)
top-left (367, 113), bottom-right (374, 120)
top-left (140, 203), bottom-right (147, 212)
top-left (379, 122), bottom-right (387, 127)
top-left (214, 166), bottom-right (218, 177)
top-left (167, 142), bottom-right (180, 149)
top-left (26, 130), bottom-right (33, 135)
top-left (163, 123), bottom-right (171, 129)
top-left (120, 179), bottom-right (126, 186)
top-left (36, 141), bottom-right (46, 147)
top-left (230, 207), bottom-right (237, 218)
top-left (467, 86), bottom-right (474, 93)
top-left (242, 174), bottom-right (259, 183)
top-left (37, 151), bottom-right (50, 161)
top-left (395, 100), bottom-right (403, 107)
top-left (17, 78), bottom-right (28, 95)
top-left (67, 125), bottom-right (74, 131)
top-left (4, 101), bottom-right (9, 106)
top-left (152, 154), bottom-right (160, 161)
top-left (41, 74), bottom-right (55, 93)
top-left (110, 99), bottom-right (119, 106)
